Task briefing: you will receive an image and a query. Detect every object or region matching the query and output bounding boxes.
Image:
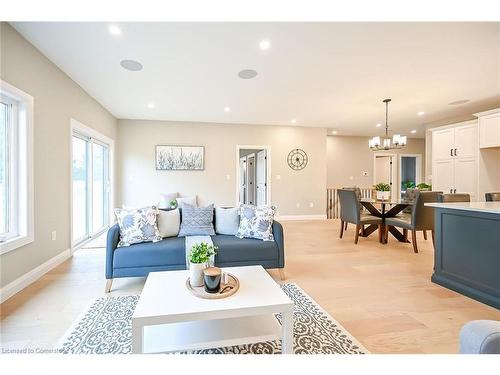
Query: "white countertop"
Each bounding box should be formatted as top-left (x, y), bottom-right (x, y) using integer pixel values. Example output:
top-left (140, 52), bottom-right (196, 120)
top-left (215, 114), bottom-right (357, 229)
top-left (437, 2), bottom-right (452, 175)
top-left (425, 202), bottom-right (500, 214)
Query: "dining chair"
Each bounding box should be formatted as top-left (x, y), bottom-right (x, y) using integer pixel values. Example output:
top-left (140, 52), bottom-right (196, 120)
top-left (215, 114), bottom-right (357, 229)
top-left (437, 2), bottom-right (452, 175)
top-left (384, 191), bottom-right (442, 253)
top-left (338, 189), bottom-right (383, 244)
top-left (340, 187), bottom-right (363, 231)
top-left (485, 192), bottom-right (500, 202)
top-left (437, 193), bottom-right (471, 202)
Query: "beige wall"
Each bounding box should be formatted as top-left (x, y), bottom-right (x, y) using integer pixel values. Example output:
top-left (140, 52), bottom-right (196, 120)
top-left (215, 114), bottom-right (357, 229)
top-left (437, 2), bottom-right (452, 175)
top-left (0, 23), bottom-right (118, 287)
top-left (327, 135), bottom-right (426, 189)
top-left (117, 120), bottom-right (327, 217)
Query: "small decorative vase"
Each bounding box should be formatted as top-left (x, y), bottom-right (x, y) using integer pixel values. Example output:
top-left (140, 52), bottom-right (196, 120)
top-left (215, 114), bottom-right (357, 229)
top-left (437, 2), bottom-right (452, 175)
top-left (376, 191), bottom-right (390, 200)
top-left (189, 262), bottom-right (206, 287)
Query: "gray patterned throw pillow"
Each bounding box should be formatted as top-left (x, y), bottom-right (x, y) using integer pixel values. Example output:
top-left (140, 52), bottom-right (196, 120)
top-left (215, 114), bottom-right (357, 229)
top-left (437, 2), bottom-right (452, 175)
top-left (236, 204), bottom-right (276, 241)
top-left (114, 206), bottom-right (162, 247)
top-left (178, 203), bottom-right (215, 237)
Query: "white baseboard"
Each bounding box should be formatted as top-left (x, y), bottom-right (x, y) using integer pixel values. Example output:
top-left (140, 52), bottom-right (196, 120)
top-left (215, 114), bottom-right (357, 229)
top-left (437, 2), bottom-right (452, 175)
top-left (277, 214), bottom-right (327, 221)
top-left (0, 248), bottom-right (72, 304)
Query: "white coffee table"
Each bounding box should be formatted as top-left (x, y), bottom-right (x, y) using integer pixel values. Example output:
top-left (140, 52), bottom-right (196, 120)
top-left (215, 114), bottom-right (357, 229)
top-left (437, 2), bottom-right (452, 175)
top-left (131, 265), bottom-right (294, 354)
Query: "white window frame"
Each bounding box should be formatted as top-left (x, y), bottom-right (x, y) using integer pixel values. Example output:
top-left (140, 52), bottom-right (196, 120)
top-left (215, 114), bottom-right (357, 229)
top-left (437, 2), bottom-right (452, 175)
top-left (0, 80), bottom-right (34, 254)
top-left (70, 118), bottom-right (114, 249)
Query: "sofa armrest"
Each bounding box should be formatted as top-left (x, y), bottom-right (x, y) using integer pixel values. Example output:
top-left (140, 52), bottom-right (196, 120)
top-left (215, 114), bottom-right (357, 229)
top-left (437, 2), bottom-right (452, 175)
top-left (273, 220), bottom-right (285, 268)
top-left (106, 223), bottom-right (120, 279)
top-left (460, 320), bottom-right (500, 354)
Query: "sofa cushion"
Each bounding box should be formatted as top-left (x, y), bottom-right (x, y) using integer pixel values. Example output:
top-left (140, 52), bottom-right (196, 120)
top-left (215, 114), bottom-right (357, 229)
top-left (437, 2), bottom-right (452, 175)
top-left (177, 196), bottom-right (197, 207)
top-left (236, 204), bottom-right (276, 241)
top-left (157, 208), bottom-right (180, 238)
top-left (159, 192), bottom-right (178, 209)
top-left (212, 235), bottom-right (278, 263)
top-left (215, 207), bottom-right (240, 235)
top-left (114, 206), bottom-right (162, 247)
top-left (113, 236), bottom-right (186, 269)
top-left (178, 203), bottom-right (215, 236)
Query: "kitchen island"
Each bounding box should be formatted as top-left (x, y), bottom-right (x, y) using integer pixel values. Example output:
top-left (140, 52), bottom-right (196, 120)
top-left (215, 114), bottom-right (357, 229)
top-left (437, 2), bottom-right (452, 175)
top-left (426, 202), bottom-right (500, 309)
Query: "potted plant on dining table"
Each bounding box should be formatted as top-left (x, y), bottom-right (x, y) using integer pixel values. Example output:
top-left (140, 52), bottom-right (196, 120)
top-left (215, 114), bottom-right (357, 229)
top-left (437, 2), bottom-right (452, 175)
top-left (374, 182), bottom-right (391, 201)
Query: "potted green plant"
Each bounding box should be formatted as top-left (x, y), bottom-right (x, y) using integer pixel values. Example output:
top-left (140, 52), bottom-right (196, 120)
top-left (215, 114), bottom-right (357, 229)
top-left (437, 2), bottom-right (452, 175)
top-left (169, 199), bottom-right (178, 209)
top-left (188, 242), bottom-right (218, 287)
top-left (374, 182), bottom-right (391, 200)
top-left (416, 182), bottom-right (432, 191)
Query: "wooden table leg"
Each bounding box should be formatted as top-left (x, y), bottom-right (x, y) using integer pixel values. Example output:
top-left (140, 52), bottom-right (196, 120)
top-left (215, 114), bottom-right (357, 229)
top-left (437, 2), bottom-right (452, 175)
top-left (388, 226), bottom-right (411, 243)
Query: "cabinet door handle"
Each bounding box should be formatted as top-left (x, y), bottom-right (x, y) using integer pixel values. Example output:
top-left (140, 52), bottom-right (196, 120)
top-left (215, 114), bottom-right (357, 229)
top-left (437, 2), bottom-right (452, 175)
top-left (454, 189), bottom-right (457, 194)
top-left (450, 189), bottom-right (453, 194)
top-left (450, 148), bottom-right (453, 156)
top-left (454, 148), bottom-right (457, 156)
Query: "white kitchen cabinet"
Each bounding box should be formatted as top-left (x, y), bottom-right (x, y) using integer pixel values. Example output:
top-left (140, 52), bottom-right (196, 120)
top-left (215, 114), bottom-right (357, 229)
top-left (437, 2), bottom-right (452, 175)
top-left (477, 110), bottom-right (500, 149)
top-left (431, 121), bottom-right (478, 199)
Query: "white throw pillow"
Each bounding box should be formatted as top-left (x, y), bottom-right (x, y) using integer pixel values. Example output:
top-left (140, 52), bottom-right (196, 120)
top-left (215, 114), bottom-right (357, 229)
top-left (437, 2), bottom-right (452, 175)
top-left (215, 207), bottom-right (240, 235)
top-left (177, 196), bottom-right (197, 207)
top-left (159, 192), bottom-right (179, 209)
top-left (157, 209), bottom-right (180, 238)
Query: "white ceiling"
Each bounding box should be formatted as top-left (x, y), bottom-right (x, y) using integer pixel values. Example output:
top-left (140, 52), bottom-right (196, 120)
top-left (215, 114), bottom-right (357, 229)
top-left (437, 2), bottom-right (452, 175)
top-left (11, 22), bottom-right (500, 137)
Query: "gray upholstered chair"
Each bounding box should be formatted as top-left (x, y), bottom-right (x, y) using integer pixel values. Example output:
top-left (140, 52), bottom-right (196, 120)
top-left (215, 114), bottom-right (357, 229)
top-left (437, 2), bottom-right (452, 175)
top-left (340, 186), bottom-right (363, 231)
top-left (437, 193), bottom-right (471, 203)
top-left (460, 320), bottom-right (500, 354)
top-left (338, 189), bottom-right (382, 244)
top-left (384, 191), bottom-right (442, 253)
top-left (485, 192), bottom-right (500, 202)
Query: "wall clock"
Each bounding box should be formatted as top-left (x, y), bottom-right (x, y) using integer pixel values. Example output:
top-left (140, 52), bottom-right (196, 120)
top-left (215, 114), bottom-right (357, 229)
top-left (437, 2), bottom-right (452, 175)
top-left (287, 149), bottom-right (308, 171)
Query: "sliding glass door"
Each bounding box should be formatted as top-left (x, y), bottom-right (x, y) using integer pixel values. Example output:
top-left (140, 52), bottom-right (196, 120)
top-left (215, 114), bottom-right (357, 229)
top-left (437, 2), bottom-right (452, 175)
top-left (72, 133), bottom-right (110, 246)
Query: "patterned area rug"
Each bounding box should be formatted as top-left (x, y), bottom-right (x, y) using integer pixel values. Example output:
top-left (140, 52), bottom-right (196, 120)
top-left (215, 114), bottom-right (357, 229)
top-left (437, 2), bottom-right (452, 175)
top-left (57, 283), bottom-right (368, 354)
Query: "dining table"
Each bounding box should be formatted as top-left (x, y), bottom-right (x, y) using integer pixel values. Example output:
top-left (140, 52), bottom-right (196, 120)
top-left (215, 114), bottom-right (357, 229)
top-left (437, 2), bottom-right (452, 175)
top-left (359, 198), bottom-right (414, 243)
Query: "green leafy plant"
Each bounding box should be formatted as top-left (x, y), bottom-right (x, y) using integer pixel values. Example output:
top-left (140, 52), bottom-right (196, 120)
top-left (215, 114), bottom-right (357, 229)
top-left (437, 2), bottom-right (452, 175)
top-left (374, 182), bottom-right (391, 192)
top-left (402, 180), bottom-right (415, 189)
top-left (189, 242), bottom-right (218, 264)
top-left (169, 199), bottom-right (178, 207)
top-left (417, 182), bottom-right (432, 190)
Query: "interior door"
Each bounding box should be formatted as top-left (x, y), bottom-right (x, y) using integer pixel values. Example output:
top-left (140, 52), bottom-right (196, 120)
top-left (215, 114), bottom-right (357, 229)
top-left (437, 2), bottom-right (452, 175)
top-left (432, 128), bottom-right (455, 161)
top-left (256, 150), bottom-right (267, 206)
top-left (246, 154), bottom-right (256, 205)
top-left (72, 135), bottom-right (89, 243)
top-left (239, 157), bottom-right (246, 204)
top-left (432, 159), bottom-right (454, 194)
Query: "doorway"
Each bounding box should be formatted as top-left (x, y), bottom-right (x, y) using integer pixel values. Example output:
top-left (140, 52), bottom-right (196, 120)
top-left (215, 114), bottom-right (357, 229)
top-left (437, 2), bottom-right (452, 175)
top-left (236, 146), bottom-right (271, 206)
top-left (373, 153), bottom-right (397, 201)
top-left (71, 120), bottom-right (112, 248)
top-left (399, 154), bottom-right (422, 198)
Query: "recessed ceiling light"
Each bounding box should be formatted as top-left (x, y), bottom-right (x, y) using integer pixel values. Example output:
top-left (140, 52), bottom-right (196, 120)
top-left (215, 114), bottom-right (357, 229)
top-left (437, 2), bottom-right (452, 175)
top-left (238, 69), bottom-right (258, 79)
top-left (332, 130), bottom-right (338, 135)
top-left (120, 59), bottom-right (143, 71)
top-left (259, 39), bottom-right (271, 50)
top-left (291, 119), bottom-right (297, 124)
top-left (108, 25), bottom-right (121, 36)
top-left (411, 130), bottom-right (417, 134)
top-left (376, 123), bottom-right (382, 127)
top-left (224, 107), bottom-right (231, 113)
top-left (448, 99), bottom-right (470, 105)
top-left (147, 103), bottom-right (155, 109)
top-left (417, 111), bottom-right (425, 116)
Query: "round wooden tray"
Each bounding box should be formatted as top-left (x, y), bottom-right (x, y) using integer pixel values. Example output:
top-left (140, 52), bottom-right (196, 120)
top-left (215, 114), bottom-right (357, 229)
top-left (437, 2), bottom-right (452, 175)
top-left (186, 272), bottom-right (239, 299)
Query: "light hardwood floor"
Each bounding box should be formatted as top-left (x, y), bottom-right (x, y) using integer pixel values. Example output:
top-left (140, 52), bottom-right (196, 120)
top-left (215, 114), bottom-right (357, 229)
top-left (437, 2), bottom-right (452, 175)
top-left (1, 219), bottom-right (499, 353)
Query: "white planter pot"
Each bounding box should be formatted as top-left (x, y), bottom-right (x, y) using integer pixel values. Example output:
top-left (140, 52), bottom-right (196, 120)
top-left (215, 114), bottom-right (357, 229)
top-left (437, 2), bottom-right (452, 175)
top-left (189, 262), bottom-right (207, 287)
top-left (376, 191), bottom-right (390, 200)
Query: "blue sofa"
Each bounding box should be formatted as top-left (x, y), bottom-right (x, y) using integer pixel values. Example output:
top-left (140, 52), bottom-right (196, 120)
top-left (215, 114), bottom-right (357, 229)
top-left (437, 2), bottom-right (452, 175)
top-left (105, 220), bottom-right (285, 292)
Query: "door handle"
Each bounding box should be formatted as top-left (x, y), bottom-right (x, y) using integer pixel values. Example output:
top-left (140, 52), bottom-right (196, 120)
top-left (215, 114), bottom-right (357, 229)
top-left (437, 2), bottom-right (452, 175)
top-left (450, 148), bottom-right (453, 156)
top-left (450, 189), bottom-right (453, 194)
top-left (454, 189), bottom-right (457, 194)
top-left (454, 148), bottom-right (457, 156)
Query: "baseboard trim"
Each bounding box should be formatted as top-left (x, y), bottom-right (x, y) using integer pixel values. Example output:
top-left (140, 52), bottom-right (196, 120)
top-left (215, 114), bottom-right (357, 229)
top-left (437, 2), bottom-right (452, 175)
top-left (277, 214), bottom-right (327, 221)
top-left (0, 248), bottom-right (72, 304)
